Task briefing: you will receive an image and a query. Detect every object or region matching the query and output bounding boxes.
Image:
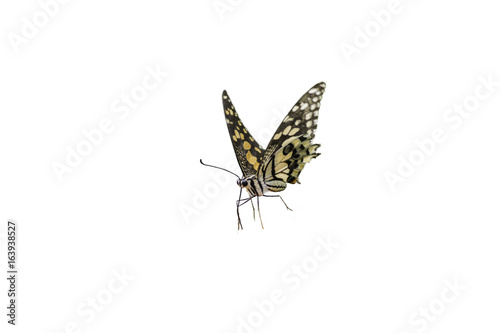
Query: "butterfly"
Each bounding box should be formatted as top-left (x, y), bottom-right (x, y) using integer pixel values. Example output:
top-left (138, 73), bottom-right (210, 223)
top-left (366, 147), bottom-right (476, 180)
top-left (201, 82), bottom-right (325, 229)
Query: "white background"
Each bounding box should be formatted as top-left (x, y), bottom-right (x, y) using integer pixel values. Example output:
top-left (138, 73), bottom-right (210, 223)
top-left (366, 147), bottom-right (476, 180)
top-left (1, 0), bottom-right (499, 332)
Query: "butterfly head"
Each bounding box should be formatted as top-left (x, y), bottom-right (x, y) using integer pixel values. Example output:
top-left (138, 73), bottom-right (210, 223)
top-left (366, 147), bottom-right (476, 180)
top-left (236, 178), bottom-right (249, 188)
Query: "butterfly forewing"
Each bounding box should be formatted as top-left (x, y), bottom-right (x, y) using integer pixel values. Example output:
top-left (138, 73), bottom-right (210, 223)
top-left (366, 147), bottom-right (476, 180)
top-left (259, 82), bottom-right (325, 189)
top-left (262, 82), bottom-right (325, 160)
top-left (222, 90), bottom-right (265, 177)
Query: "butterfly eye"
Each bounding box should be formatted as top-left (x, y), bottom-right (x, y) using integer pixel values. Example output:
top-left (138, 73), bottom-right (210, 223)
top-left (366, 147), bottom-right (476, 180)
top-left (241, 180), bottom-right (248, 187)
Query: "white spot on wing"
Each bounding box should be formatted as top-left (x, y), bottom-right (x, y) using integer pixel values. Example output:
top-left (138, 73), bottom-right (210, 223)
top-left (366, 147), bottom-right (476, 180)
top-left (283, 125), bottom-right (292, 135)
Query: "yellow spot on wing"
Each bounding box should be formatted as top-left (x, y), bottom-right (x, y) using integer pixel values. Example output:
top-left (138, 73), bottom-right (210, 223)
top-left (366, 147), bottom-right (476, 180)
top-left (234, 129), bottom-right (240, 139)
top-left (243, 141), bottom-right (251, 150)
top-left (273, 132), bottom-right (282, 140)
top-left (232, 135), bottom-right (237, 142)
top-left (246, 151), bottom-right (257, 164)
top-left (255, 147), bottom-right (262, 153)
top-left (289, 127), bottom-right (300, 136)
top-left (253, 162), bottom-right (260, 171)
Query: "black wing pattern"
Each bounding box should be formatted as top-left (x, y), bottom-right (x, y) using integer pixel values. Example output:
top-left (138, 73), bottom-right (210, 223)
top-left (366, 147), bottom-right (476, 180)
top-left (223, 90), bottom-right (265, 177)
top-left (259, 82), bottom-right (325, 191)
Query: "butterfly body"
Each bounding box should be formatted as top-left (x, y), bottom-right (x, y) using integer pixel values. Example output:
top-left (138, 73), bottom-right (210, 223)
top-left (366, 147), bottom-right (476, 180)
top-left (237, 175), bottom-right (268, 196)
top-left (220, 82), bottom-right (326, 229)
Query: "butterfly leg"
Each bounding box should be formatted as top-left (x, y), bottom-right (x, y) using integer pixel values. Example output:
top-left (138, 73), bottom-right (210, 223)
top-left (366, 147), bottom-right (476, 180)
top-left (236, 205), bottom-right (243, 230)
top-left (250, 199), bottom-right (256, 221)
top-left (236, 196), bottom-right (255, 230)
top-left (236, 188), bottom-right (244, 230)
top-left (263, 194), bottom-right (293, 211)
top-left (257, 196), bottom-right (264, 229)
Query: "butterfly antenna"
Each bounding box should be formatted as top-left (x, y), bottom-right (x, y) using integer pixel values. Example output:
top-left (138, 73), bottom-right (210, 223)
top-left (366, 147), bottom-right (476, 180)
top-left (200, 159), bottom-right (240, 179)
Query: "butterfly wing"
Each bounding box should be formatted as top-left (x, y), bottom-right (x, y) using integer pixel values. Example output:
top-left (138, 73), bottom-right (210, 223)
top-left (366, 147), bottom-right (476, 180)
top-left (259, 82), bottom-right (326, 191)
top-left (223, 90), bottom-right (265, 177)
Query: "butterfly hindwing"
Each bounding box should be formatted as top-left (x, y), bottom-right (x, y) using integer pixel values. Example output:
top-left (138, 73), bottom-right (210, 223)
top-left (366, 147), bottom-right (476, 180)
top-left (260, 82), bottom-right (325, 190)
top-left (223, 90), bottom-right (265, 177)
